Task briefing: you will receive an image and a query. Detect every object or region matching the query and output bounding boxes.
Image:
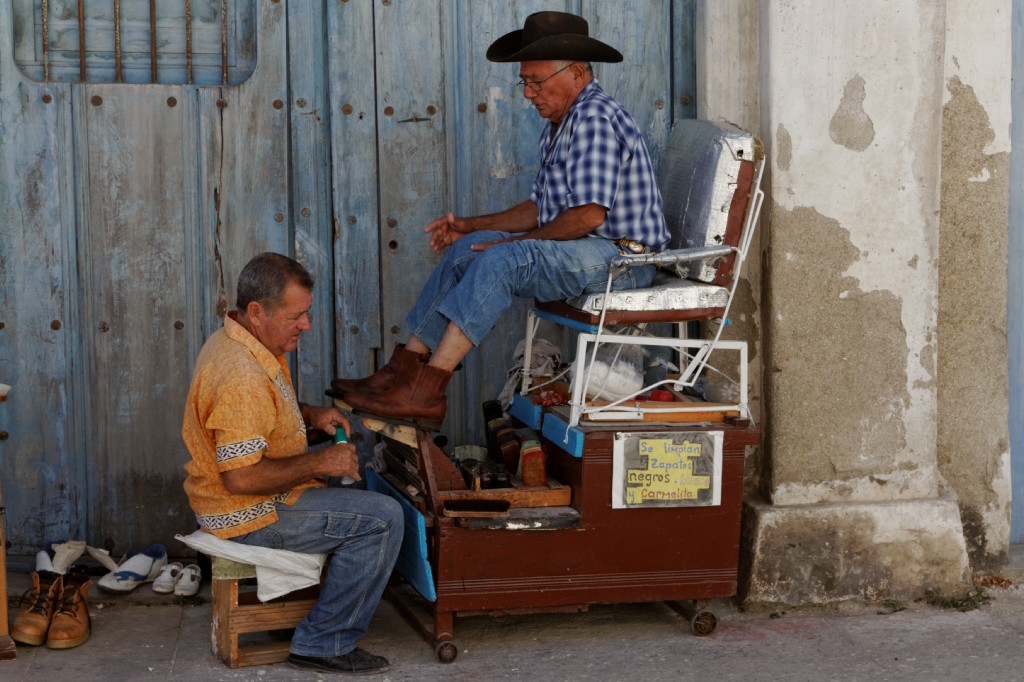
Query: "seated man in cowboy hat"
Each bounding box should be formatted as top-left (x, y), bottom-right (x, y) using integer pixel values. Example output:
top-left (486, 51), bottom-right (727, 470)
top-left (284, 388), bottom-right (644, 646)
top-left (331, 11), bottom-right (669, 429)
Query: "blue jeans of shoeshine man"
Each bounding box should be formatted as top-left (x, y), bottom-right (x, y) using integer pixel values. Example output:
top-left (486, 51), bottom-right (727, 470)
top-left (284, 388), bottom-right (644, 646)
top-left (229, 487), bottom-right (404, 658)
top-left (406, 231), bottom-right (657, 348)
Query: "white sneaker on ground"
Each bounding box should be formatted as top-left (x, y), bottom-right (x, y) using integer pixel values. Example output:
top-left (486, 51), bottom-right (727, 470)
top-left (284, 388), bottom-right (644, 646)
top-left (173, 564), bottom-right (202, 597)
top-left (35, 549), bottom-right (55, 573)
top-left (152, 562), bottom-right (183, 594)
top-left (97, 544), bottom-right (167, 593)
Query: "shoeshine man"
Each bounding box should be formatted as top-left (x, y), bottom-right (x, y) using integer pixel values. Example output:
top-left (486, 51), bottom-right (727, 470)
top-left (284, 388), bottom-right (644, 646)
top-left (332, 11), bottom-right (669, 429)
top-left (182, 253), bottom-right (402, 675)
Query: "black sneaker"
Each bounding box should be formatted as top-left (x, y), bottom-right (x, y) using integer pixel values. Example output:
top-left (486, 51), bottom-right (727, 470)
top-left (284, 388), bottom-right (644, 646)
top-left (288, 648), bottom-right (390, 675)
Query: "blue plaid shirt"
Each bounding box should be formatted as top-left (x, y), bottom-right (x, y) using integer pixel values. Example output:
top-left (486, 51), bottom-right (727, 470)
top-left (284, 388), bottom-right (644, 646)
top-left (530, 80), bottom-right (669, 250)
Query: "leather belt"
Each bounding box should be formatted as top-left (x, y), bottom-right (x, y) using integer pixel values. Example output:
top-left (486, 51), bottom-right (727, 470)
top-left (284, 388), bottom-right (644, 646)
top-left (615, 238), bottom-right (649, 254)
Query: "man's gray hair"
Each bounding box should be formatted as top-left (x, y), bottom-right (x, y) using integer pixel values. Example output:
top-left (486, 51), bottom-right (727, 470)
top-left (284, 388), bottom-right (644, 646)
top-left (236, 252), bottom-right (314, 313)
top-left (553, 59), bottom-right (593, 76)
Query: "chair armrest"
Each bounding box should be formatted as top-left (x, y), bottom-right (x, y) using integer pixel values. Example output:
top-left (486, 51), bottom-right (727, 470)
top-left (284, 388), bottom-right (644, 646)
top-left (610, 244), bottom-right (734, 268)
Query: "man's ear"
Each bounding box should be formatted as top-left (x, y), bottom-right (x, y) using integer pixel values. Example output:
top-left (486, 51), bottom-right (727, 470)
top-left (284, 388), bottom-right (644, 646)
top-left (246, 300), bottom-right (265, 324)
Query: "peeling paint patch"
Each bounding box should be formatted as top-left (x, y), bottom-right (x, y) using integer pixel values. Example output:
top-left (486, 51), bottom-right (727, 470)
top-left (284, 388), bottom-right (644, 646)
top-left (937, 73), bottom-right (1010, 573)
top-left (829, 74), bottom-right (875, 152)
top-left (776, 123), bottom-right (792, 171)
top-left (968, 167), bottom-right (991, 182)
top-left (766, 203), bottom-right (915, 503)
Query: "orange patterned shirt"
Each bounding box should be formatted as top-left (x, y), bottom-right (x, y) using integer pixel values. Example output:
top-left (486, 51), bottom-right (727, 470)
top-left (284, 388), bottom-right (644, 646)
top-left (182, 313), bottom-right (324, 539)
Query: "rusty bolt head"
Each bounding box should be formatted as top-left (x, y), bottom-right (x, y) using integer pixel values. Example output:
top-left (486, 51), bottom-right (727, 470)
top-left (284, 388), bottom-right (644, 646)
top-left (681, 94), bottom-right (692, 106)
top-left (296, 98), bottom-right (307, 108)
top-left (174, 321), bottom-right (184, 330)
top-left (0, 431), bottom-right (8, 441)
top-left (273, 99), bottom-right (284, 109)
top-left (301, 207), bottom-right (311, 218)
top-left (99, 322), bottom-right (109, 332)
top-left (477, 103), bottom-right (487, 113)
top-left (387, 217), bottom-right (397, 228)
top-left (167, 97), bottom-right (178, 107)
top-left (216, 99), bottom-right (227, 109)
top-left (384, 106), bottom-right (394, 117)
top-left (349, 325), bottom-right (359, 334)
top-left (0, 322), bottom-right (5, 330)
top-left (274, 212), bottom-right (285, 223)
top-left (342, 103), bottom-right (353, 115)
top-left (427, 105), bottom-right (436, 115)
top-left (91, 95), bottom-right (102, 106)
top-left (50, 320), bottom-right (61, 330)
top-left (390, 325), bottom-right (400, 334)
top-left (655, 100), bottom-right (664, 109)
top-left (388, 240), bottom-right (398, 250)
top-left (347, 215), bottom-right (357, 225)
top-left (42, 93), bottom-right (52, 104)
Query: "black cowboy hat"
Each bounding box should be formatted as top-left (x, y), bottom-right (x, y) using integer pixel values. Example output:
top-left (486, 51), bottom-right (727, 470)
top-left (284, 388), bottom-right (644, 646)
top-left (486, 11), bottom-right (623, 63)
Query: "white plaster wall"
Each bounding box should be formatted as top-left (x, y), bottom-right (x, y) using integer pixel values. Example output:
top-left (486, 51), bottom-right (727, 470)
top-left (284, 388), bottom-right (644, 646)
top-left (761, 0), bottom-right (944, 503)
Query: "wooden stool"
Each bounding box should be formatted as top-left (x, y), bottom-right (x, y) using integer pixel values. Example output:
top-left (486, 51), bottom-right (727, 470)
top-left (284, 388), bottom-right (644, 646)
top-left (210, 556), bottom-right (319, 668)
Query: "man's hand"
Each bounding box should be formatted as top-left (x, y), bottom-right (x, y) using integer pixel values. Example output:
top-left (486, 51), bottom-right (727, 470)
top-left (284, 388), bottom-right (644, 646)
top-left (425, 212), bottom-right (474, 253)
top-left (302, 405), bottom-right (351, 439)
top-left (317, 441), bottom-right (362, 482)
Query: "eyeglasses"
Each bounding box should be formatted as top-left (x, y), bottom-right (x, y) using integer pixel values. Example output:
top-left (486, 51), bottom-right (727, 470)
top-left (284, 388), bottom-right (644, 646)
top-left (517, 63), bottom-right (576, 92)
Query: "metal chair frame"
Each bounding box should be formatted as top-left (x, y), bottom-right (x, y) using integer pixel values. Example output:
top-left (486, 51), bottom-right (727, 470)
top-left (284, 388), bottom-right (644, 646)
top-left (520, 121), bottom-right (765, 428)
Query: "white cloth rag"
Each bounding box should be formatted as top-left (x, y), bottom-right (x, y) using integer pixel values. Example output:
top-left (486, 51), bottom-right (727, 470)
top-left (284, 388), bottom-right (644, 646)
top-left (175, 530), bottom-right (327, 601)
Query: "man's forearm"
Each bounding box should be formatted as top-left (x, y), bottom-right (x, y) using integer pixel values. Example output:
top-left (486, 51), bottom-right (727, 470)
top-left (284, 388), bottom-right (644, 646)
top-left (519, 203), bottom-right (607, 241)
top-left (221, 450), bottom-right (325, 496)
top-left (468, 200), bottom-right (539, 233)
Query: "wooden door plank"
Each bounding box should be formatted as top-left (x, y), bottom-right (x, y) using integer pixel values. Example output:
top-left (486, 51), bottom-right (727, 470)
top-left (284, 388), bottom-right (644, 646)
top-left (197, 0), bottom-right (289, 338)
top-left (286, 0), bottom-right (334, 404)
top-left (76, 83), bottom-right (195, 550)
top-left (373, 1), bottom-right (448, 363)
top-left (0, 1), bottom-right (84, 554)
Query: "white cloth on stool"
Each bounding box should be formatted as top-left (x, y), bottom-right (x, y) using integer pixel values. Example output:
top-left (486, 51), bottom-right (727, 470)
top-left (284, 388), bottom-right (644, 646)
top-left (175, 530), bottom-right (327, 601)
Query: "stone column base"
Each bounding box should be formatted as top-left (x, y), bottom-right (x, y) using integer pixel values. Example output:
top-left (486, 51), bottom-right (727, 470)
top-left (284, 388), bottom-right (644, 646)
top-left (740, 494), bottom-right (971, 606)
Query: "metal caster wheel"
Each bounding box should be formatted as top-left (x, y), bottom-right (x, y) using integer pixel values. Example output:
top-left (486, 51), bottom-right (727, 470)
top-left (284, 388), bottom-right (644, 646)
top-left (690, 610), bottom-right (717, 636)
top-left (436, 641), bottom-right (458, 663)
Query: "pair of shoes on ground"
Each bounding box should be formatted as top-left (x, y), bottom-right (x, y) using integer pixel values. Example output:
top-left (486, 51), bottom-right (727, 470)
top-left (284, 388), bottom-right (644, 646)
top-left (152, 562), bottom-right (202, 596)
top-left (288, 648), bottom-right (390, 675)
top-left (11, 570), bottom-right (92, 649)
top-left (96, 543), bottom-right (168, 593)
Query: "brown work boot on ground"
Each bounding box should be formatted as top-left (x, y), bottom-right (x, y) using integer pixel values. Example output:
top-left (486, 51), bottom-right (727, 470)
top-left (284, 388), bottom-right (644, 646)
top-left (46, 572), bottom-right (92, 649)
top-left (11, 570), bottom-right (62, 646)
top-left (329, 344), bottom-right (428, 399)
top-left (343, 361), bottom-right (453, 430)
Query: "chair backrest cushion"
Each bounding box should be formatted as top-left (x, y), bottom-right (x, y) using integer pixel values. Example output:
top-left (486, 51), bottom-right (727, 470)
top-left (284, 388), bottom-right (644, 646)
top-left (658, 119), bottom-right (758, 284)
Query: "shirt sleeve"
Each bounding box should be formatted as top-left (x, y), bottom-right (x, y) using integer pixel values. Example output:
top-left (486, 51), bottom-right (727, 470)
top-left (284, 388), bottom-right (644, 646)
top-left (564, 114), bottom-right (629, 211)
top-left (203, 370), bottom-right (277, 473)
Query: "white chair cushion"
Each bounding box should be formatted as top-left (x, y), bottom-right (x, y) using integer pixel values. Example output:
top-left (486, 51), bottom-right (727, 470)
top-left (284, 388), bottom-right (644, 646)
top-left (568, 271), bottom-right (729, 314)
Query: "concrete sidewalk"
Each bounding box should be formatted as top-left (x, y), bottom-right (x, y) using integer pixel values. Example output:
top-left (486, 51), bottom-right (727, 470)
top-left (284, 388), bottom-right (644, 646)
top-left (5, 569), bottom-right (1024, 682)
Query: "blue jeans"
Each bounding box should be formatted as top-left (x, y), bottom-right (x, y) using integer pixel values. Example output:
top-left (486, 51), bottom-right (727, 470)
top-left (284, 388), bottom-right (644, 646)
top-left (406, 231), bottom-right (657, 348)
top-left (229, 487), bottom-right (404, 658)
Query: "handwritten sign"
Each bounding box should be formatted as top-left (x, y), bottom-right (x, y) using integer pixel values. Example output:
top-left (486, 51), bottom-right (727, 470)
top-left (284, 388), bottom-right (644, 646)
top-left (611, 431), bottom-right (723, 509)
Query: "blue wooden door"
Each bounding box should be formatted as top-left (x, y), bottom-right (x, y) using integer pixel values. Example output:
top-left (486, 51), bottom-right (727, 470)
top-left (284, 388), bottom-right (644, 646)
top-left (1010, 0), bottom-right (1024, 543)
top-left (0, 0), bottom-right (694, 560)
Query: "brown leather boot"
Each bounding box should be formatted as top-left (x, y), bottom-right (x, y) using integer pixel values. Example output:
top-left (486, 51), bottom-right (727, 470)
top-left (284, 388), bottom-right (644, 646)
top-left (343, 361), bottom-right (453, 429)
top-left (11, 571), bottom-right (62, 646)
top-left (46, 572), bottom-right (92, 649)
top-left (330, 344), bottom-right (428, 398)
